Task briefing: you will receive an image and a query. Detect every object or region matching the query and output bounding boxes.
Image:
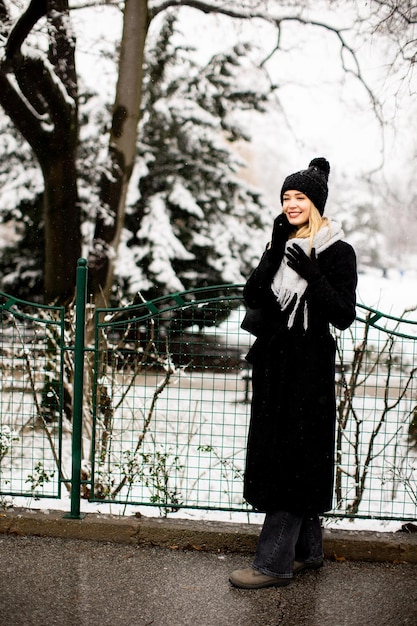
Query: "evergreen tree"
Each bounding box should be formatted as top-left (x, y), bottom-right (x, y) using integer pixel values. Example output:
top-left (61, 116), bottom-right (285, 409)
top-left (119, 15), bottom-right (274, 301)
top-left (0, 98), bottom-right (105, 301)
top-left (0, 117), bottom-right (45, 300)
top-left (0, 14), bottom-right (274, 304)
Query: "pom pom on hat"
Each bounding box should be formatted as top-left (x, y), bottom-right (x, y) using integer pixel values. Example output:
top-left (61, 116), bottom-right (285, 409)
top-left (280, 157), bottom-right (330, 215)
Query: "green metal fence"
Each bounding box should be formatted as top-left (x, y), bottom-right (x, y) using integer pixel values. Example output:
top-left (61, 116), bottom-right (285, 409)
top-left (90, 285), bottom-right (250, 515)
top-left (333, 305), bottom-right (417, 520)
top-left (90, 284), bottom-right (417, 521)
top-left (0, 260), bottom-right (416, 522)
top-left (0, 291), bottom-right (66, 500)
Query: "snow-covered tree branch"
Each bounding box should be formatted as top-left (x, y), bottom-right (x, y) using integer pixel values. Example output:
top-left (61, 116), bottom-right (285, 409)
top-left (0, 0), bottom-right (415, 304)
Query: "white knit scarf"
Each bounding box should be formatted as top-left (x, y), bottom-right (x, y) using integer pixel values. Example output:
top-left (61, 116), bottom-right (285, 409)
top-left (271, 220), bottom-right (344, 329)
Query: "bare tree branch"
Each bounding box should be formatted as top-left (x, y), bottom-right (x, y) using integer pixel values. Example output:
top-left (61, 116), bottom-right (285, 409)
top-left (5, 0), bottom-right (47, 60)
top-left (371, 0), bottom-right (417, 29)
top-left (150, 0), bottom-right (278, 21)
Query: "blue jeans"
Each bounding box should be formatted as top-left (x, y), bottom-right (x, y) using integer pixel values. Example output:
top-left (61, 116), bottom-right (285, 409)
top-left (252, 511), bottom-right (323, 578)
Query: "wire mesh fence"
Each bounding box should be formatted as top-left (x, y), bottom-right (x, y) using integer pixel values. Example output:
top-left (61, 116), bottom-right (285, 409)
top-left (0, 293), bottom-right (66, 500)
top-left (90, 286), bottom-right (417, 521)
top-left (1, 282), bottom-right (416, 522)
top-left (332, 306), bottom-right (417, 520)
top-left (90, 286), bottom-right (251, 514)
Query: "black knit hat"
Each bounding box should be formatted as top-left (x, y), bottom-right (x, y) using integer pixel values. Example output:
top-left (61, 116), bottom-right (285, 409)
top-left (280, 157), bottom-right (330, 215)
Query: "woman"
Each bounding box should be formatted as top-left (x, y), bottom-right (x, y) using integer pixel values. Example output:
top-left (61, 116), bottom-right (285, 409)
top-left (230, 158), bottom-right (357, 589)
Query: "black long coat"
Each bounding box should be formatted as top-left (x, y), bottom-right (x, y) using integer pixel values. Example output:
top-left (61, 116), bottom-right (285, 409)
top-left (243, 238), bottom-right (357, 514)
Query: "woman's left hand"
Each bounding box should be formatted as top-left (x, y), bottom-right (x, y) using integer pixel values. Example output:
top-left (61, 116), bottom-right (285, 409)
top-left (286, 244), bottom-right (321, 283)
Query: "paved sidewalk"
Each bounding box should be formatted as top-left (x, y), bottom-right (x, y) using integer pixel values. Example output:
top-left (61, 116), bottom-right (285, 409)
top-left (0, 508), bottom-right (416, 625)
top-left (1, 534), bottom-right (417, 626)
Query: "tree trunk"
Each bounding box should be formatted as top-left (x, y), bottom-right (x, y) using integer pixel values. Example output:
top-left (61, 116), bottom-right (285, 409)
top-left (88, 0), bottom-right (149, 307)
top-left (0, 0), bottom-right (80, 304)
top-left (43, 151), bottom-right (80, 304)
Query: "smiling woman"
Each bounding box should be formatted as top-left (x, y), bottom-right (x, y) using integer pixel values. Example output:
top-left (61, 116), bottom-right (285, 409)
top-left (230, 157), bottom-right (358, 589)
top-left (282, 190), bottom-right (311, 226)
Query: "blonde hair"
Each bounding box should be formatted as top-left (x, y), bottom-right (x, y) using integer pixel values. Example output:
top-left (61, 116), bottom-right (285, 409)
top-left (289, 202), bottom-right (329, 251)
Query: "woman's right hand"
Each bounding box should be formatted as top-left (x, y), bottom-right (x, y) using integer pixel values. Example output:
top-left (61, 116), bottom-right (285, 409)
top-left (270, 213), bottom-right (293, 254)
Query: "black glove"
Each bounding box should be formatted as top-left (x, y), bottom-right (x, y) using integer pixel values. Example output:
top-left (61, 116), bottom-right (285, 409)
top-left (268, 213), bottom-right (294, 262)
top-left (286, 244), bottom-right (321, 283)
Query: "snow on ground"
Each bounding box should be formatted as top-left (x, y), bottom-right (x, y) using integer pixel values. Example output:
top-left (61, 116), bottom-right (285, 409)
top-left (357, 267), bottom-right (417, 316)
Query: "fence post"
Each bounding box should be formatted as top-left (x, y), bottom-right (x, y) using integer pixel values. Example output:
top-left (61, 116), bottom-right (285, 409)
top-left (64, 258), bottom-right (88, 519)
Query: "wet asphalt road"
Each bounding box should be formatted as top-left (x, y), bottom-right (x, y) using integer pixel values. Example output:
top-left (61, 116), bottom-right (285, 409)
top-left (0, 534), bottom-right (416, 626)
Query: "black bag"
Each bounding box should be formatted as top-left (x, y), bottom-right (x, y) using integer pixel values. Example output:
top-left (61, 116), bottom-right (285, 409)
top-left (240, 307), bottom-right (264, 337)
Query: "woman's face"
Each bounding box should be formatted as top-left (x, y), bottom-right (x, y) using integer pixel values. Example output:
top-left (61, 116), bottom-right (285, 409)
top-left (282, 190), bottom-right (311, 227)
